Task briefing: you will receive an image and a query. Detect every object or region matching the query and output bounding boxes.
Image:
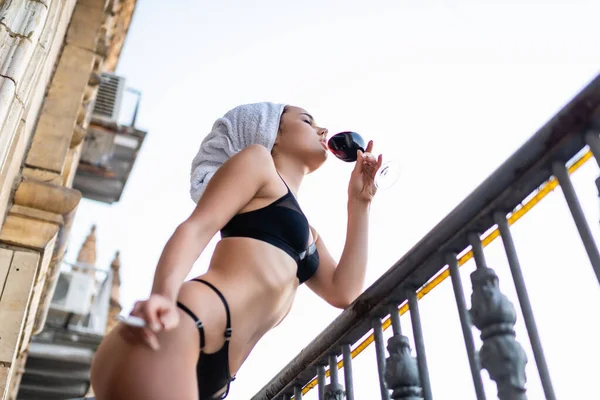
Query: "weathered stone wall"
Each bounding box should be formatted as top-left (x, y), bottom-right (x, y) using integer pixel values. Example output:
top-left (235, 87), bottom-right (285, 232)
top-left (0, 0), bottom-right (137, 398)
top-left (0, 0), bottom-right (79, 229)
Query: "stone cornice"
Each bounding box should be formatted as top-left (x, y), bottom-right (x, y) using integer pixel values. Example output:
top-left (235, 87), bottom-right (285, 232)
top-left (103, 0), bottom-right (137, 72)
top-left (14, 179), bottom-right (81, 215)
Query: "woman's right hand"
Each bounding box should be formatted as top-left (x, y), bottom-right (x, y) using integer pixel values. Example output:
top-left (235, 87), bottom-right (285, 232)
top-left (120, 294), bottom-right (180, 351)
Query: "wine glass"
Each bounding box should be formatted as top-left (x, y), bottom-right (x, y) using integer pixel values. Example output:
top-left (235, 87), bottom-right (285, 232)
top-left (327, 131), bottom-right (400, 189)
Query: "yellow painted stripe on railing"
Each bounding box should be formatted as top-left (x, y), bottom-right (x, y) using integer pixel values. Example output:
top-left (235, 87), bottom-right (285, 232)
top-left (298, 149), bottom-right (593, 397)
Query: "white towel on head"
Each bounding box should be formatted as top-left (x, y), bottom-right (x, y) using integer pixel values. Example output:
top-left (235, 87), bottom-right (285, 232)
top-left (190, 102), bottom-right (286, 203)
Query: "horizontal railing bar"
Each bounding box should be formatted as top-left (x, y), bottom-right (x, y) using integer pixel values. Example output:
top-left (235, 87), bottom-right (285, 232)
top-left (252, 74), bottom-right (600, 400)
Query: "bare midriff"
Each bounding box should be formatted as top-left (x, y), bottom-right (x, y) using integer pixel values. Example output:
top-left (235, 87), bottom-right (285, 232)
top-left (176, 235), bottom-right (305, 375)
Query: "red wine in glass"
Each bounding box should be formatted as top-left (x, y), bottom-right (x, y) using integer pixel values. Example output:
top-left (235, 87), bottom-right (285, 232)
top-left (327, 131), bottom-right (400, 189)
top-left (327, 131), bottom-right (366, 162)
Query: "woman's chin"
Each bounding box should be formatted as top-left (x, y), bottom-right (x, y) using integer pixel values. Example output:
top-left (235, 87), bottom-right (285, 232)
top-left (307, 153), bottom-right (328, 173)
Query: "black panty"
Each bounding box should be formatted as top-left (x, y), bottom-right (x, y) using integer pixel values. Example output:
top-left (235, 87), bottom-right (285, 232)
top-left (177, 279), bottom-right (234, 399)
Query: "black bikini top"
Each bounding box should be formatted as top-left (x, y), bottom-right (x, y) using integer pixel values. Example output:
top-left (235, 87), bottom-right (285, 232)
top-left (220, 175), bottom-right (319, 284)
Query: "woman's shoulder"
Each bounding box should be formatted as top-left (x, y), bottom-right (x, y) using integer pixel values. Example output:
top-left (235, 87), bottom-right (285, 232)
top-left (234, 144), bottom-right (277, 173)
top-left (236, 145), bottom-right (282, 191)
top-left (221, 144), bottom-right (280, 190)
top-left (188, 145), bottom-right (278, 227)
top-left (237, 144), bottom-right (272, 159)
top-left (221, 144), bottom-right (276, 177)
top-left (210, 144), bottom-right (282, 212)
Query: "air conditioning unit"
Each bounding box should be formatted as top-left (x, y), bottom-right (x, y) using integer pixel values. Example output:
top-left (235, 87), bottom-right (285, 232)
top-left (92, 72), bottom-right (126, 124)
top-left (50, 270), bottom-right (96, 315)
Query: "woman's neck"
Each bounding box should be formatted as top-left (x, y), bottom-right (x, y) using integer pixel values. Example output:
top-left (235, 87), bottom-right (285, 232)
top-left (273, 157), bottom-right (307, 197)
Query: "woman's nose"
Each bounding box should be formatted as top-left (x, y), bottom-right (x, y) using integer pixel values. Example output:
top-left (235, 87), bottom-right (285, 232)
top-left (319, 128), bottom-right (328, 138)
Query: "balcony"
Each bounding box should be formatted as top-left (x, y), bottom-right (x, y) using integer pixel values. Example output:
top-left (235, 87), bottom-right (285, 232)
top-left (72, 74), bottom-right (147, 204)
top-left (72, 123), bottom-right (146, 204)
top-left (17, 262), bottom-right (113, 400)
top-left (252, 73), bottom-right (600, 399)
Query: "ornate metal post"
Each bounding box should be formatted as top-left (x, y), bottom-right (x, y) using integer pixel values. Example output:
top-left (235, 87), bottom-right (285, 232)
top-left (469, 233), bottom-right (528, 400)
top-left (385, 335), bottom-right (423, 400)
top-left (384, 305), bottom-right (423, 400)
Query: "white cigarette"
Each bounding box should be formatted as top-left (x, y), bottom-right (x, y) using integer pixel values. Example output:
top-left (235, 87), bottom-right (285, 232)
top-left (117, 314), bottom-right (147, 328)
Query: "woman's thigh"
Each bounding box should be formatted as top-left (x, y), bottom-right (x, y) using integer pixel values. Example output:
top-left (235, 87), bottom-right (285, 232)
top-left (91, 309), bottom-right (201, 400)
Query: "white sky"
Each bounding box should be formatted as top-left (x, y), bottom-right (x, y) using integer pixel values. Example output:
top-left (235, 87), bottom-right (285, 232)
top-left (66, 1), bottom-right (600, 398)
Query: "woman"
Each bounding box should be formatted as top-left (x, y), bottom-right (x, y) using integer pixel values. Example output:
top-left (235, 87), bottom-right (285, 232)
top-left (90, 102), bottom-right (383, 400)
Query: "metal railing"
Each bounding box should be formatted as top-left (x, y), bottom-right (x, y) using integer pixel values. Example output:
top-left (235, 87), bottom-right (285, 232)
top-left (252, 73), bottom-right (600, 400)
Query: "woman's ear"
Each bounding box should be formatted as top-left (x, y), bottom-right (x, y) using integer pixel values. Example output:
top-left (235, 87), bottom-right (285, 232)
top-left (271, 137), bottom-right (279, 156)
top-left (273, 122), bottom-right (284, 145)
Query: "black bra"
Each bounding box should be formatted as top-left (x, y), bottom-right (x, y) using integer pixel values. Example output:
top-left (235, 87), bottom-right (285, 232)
top-left (220, 175), bottom-right (319, 283)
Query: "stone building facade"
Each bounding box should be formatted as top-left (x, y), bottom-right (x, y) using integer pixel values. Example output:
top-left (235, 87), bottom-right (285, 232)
top-left (0, 0), bottom-right (137, 398)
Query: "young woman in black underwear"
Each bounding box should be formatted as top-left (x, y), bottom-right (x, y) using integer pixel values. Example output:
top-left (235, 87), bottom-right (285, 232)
top-left (90, 102), bottom-right (383, 400)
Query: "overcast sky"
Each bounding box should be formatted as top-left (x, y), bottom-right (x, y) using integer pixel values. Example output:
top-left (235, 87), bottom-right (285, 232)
top-left (67, 1), bottom-right (600, 398)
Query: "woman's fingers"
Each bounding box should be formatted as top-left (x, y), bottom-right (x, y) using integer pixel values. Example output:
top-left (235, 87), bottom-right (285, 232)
top-left (120, 295), bottom-right (182, 351)
top-left (118, 324), bottom-right (160, 351)
top-left (159, 305), bottom-right (180, 330)
top-left (142, 328), bottom-right (160, 351)
top-left (358, 151), bottom-right (378, 178)
top-left (353, 149), bottom-right (364, 173)
top-left (134, 296), bottom-right (171, 332)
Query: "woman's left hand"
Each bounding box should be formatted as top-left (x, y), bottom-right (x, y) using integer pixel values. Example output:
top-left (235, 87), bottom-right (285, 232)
top-left (348, 140), bottom-right (383, 203)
